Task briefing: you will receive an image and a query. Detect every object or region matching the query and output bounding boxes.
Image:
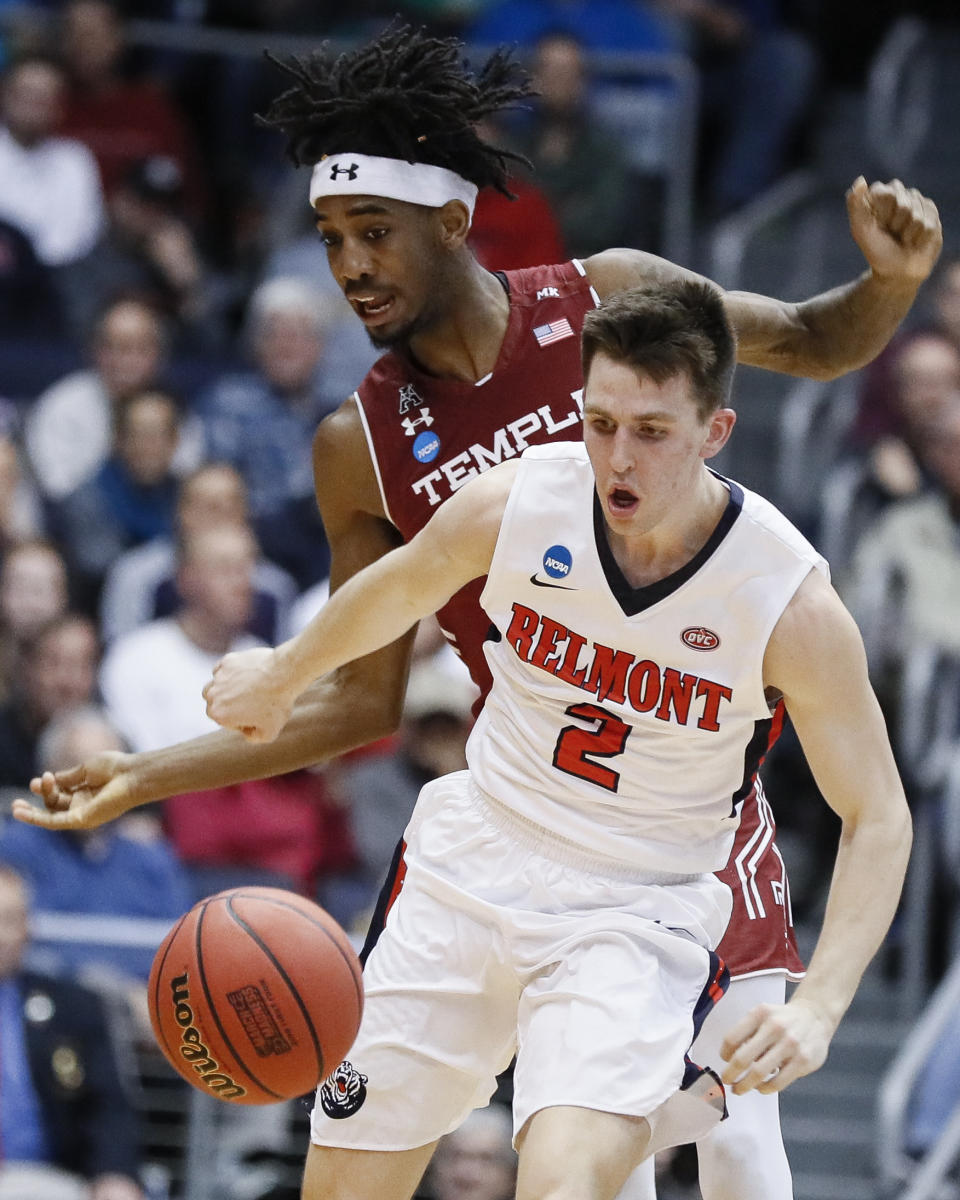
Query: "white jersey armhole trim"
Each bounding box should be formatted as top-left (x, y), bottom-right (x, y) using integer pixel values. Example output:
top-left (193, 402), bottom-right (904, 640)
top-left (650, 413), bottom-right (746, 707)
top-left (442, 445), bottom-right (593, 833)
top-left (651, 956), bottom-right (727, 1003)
top-left (570, 257), bottom-right (600, 307)
top-left (479, 455), bottom-right (531, 618)
top-left (353, 390), bottom-right (395, 528)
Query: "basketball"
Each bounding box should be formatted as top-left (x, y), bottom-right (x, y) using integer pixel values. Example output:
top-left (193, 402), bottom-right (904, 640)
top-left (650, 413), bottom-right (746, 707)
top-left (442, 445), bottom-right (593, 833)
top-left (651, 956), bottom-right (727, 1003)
top-left (148, 886), bottom-right (363, 1105)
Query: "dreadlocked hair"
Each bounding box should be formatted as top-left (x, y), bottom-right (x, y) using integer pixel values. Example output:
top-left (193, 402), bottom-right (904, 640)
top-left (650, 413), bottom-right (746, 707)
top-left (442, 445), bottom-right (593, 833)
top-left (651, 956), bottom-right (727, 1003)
top-left (258, 21), bottom-right (533, 198)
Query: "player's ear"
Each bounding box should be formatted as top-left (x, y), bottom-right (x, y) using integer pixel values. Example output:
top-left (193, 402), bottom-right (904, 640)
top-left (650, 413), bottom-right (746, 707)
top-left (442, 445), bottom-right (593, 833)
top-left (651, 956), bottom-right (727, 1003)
top-left (700, 407), bottom-right (737, 460)
top-left (436, 199), bottom-right (472, 249)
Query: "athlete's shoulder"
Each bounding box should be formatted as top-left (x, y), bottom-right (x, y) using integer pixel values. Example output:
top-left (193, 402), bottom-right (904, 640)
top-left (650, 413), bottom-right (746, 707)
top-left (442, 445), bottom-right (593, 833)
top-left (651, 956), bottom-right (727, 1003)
top-left (729, 476), bottom-right (828, 577)
top-left (503, 259), bottom-right (595, 302)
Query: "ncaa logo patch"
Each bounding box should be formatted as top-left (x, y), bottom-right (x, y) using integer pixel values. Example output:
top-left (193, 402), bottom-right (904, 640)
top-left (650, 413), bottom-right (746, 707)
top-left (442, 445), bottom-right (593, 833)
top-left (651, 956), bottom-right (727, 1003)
top-left (319, 1060), bottom-right (368, 1119)
top-left (413, 431), bottom-right (441, 463)
top-left (682, 626), bottom-right (721, 651)
top-left (542, 545), bottom-right (572, 579)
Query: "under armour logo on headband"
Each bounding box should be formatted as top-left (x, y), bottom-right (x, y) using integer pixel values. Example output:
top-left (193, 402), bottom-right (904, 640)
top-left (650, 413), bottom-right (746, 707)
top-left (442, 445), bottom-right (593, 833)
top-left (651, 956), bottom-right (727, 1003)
top-left (310, 154), bottom-right (478, 219)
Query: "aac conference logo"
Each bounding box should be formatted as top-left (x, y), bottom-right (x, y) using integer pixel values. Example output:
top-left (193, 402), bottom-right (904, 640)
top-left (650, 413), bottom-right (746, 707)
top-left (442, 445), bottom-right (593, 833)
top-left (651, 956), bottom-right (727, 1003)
top-left (542, 545), bottom-right (572, 579)
top-left (413, 430), bottom-right (441, 464)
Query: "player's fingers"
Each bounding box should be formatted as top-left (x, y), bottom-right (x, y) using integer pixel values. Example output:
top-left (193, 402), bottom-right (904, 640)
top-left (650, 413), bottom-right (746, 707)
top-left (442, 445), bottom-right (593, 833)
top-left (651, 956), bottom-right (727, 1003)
top-left (31, 771), bottom-right (72, 812)
top-left (874, 178), bottom-right (914, 236)
top-left (904, 192), bottom-right (943, 250)
top-left (728, 1036), bottom-right (796, 1094)
top-left (10, 797), bottom-right (87, 831)
top-left (756, 1056), bottom-right (805, 1094)
top-left (863, 180), bottom-right (899, 229)
top-left (719, 1004), bottom-right (766, 1062)
top-left (720, 1026), bottom-right (779, 1086)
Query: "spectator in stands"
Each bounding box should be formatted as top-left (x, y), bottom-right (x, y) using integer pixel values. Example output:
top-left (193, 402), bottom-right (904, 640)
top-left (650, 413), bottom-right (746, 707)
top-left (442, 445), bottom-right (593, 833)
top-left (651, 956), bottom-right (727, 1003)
top-left (50, 390), bottom-right (180, 611)
top-left (466, 0), bottom-right (677, 53)
top-left (424, 1103), bottom-right (516, 1200)
top-left (0, 217), bottom-right (65, 337)
top-left (657, 0), bottom-right (818, 217)
top-left (60, 154), bottom-right (226, 351)
top-left (0, 613), bottom-right (99, 787)
top-left (0, 53), bottom-right (104, 267)
top-left (852, 257), bottom-right (960, 490)
top-left (0, 863), bottom-right (145, 1200)
top-left (99, 523), bottom-right (260, 752)
top-left (0, 539), bottom-right (68, 699)
top-left (467, 118), bottom-right (567, 269)
top-left (99, 461), bottom-right (298, 646)
top-left (335, 655), bottom-right (477, 922)
top-left (844, 401), bottom-right (960, 707)
top-left (851, 332), bottom-right (960, 502)
top-left (0, 705), bottom-right (191, 985)
top-left (505, 32), bottom-right (632, 257)
top-left (23, 296), bottom-right (201, 504)
top-left (197, 277), bottom-right (339, 586)
top-left (100, 522), bottom-right (353, 899)
top-left (58, 0), bottom-right (203, 215)
top-left (0, 435), bottom-right (44, 554)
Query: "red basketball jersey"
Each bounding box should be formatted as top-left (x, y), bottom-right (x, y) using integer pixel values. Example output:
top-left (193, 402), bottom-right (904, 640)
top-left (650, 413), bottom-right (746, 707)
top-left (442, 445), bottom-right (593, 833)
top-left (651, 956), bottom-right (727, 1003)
top-left (355, 259), bottom-right (804, 979)
top-left (356, 260), bottom-right (595, 698)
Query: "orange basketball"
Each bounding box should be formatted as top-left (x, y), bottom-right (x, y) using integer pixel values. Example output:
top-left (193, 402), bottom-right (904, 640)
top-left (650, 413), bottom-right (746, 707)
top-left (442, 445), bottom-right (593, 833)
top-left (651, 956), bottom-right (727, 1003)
top-left (148, 886), bottom-right (363, 1105)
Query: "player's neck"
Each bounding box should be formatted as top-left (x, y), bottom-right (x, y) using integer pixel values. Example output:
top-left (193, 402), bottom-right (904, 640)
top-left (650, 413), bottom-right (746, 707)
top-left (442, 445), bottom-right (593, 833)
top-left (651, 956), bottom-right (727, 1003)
top-left (405, 260), bottom-right (510, 383)
top-left (604, 471), bottom-right (730, 590)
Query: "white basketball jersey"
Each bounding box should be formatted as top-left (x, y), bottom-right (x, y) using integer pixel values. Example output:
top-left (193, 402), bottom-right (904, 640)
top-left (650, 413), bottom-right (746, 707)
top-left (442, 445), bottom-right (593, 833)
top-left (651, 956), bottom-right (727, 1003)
top-left (470, 441), bottom-right (828, 873)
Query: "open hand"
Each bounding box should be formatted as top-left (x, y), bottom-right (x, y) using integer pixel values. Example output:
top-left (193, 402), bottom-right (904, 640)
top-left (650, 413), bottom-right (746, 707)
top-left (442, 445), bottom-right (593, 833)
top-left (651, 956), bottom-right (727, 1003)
top-left (11, 751), bottom-right (137, 832)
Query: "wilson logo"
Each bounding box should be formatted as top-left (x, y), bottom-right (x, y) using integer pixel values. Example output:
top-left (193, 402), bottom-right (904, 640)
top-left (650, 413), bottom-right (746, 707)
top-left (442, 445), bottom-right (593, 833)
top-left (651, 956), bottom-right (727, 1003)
top-left (682, 627), bottom-right (720, 651)
top-left (170, 972), bottom-right (246, 1100)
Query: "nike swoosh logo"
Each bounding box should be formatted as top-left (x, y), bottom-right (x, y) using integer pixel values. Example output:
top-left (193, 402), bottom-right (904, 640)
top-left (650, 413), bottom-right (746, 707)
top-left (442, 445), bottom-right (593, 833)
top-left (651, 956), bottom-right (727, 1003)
top-left (529, 574), bottom-right (577, 591)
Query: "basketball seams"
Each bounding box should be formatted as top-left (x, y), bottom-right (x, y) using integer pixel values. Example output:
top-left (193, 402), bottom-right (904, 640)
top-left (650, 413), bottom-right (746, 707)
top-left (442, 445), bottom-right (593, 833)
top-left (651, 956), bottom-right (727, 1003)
top-left (151, 907), bottom-right (192, 1066)
top-left (225, 895), bottom-right (326, 1084)
top-left (195, 899), bottom-right (285, 1101)
top-left (223, 892), bottom-right (364, 1022)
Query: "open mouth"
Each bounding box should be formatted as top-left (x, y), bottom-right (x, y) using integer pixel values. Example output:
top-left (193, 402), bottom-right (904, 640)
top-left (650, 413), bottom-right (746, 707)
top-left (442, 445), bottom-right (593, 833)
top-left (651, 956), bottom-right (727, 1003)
top-left (608, 486), bottom-right (640, 516)
top-left (351, 294), bottom-right (396, 324)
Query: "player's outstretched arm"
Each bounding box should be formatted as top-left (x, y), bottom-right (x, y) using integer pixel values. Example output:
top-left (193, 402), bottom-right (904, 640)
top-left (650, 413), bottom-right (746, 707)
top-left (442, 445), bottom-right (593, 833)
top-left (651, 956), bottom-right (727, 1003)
top-left (584, 178), bottom-right (942, 380)
top-left (203, 460), bottom-right (517, 744)
top-left (11, 403), bottom-right (421, 832)
top-left (719, 570), bottom-right (912, 1096)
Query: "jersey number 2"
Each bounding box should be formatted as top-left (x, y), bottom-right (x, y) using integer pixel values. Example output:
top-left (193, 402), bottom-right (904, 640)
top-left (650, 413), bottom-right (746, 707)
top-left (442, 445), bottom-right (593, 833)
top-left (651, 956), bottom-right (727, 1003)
top-left (552, 703), bottom-right (631, 792)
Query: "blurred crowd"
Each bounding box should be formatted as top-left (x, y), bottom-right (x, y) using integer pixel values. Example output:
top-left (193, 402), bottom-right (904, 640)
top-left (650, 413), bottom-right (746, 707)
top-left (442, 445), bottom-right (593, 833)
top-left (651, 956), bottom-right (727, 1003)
top-left (0, 0), bottom-right (957, 1198)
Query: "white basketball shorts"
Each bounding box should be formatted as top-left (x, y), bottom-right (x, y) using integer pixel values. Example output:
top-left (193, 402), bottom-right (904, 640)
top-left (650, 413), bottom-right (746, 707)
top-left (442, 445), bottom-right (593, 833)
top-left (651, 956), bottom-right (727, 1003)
top-left (310, 771), bottom-right (732, 1150)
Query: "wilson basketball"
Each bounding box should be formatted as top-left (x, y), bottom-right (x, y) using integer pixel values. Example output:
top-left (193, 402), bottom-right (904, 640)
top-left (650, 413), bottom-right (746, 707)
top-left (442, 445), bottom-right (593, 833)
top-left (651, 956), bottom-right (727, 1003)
top-left (148, 886), bottom-right (363, 1105)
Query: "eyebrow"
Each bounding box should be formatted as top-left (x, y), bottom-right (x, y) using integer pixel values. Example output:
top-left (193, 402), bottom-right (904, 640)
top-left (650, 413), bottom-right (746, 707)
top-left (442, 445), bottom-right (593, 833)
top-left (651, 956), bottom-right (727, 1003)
top-left (583, 404), bottom-right (678, 423)
top-left (314, 201), bottom-right (392, 221)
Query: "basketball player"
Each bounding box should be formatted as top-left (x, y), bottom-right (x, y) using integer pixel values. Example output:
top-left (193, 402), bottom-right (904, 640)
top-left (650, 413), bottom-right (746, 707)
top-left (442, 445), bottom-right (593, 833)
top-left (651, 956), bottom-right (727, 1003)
top-left (202, 281), bottom-right (912, 1200)
top-left (13, 25), bottom-right (940, 1200)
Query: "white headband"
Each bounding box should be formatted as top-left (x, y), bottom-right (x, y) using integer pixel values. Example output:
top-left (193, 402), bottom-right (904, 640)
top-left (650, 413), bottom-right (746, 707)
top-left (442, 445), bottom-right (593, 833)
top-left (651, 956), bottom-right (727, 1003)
top-left (309, 153), bottom-right (478, 219)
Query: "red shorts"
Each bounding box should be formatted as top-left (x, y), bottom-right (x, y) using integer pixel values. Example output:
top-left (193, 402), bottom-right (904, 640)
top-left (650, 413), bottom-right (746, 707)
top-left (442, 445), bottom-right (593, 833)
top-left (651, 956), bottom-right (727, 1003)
top-left (715, 781), bottom-right (804, 980)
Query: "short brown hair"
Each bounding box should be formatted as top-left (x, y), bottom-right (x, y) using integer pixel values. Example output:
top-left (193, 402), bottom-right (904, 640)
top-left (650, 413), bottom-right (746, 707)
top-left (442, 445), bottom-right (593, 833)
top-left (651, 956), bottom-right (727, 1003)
top-left (581, 280), bottom-right (736, 419)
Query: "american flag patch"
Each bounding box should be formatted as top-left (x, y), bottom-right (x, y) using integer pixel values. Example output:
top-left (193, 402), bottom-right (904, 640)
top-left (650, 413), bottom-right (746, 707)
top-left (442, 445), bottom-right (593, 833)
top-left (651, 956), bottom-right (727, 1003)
top-left (533, 318), bottom-right (574, 347)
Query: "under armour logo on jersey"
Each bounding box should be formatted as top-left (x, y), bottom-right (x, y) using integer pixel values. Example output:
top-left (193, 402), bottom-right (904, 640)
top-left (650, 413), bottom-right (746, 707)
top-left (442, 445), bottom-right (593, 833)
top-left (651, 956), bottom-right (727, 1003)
top-left (401, 408), bottom-right (434, 436)
top-left (536, 286), bottom-right (560, 300)
top-left (329, 162), bottom-right (359, 181)
top-left (398, 383), bottom-right (424, 414)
